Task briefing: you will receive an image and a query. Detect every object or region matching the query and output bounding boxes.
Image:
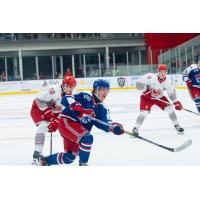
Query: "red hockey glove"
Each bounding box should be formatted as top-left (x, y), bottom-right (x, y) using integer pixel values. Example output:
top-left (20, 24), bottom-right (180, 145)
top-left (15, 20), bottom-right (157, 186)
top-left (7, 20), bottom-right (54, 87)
top-left (48, 118), bottom-right (59, 132)
top-left (71, 102), bottom-right (95, 117)
top-left (142, 90), bottom-right (152, 99)
top-left (109, 122), bottom-right (124, 135)
top-left (173, 101), bottom-right (183, 111)
top-left (43, 108), bottom-right (54, 121)
top-left (82, 109), bottom-right (95, 117)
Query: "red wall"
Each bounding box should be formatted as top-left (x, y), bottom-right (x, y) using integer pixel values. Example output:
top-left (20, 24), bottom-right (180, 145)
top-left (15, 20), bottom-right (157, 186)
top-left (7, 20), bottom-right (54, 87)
top-left (144, 33), bottom-right (200, 63)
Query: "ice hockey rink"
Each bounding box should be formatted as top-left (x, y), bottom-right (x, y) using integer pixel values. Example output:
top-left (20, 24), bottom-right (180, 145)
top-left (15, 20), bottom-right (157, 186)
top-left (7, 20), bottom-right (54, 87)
top-left (0, 89), bottom-right (199, 166)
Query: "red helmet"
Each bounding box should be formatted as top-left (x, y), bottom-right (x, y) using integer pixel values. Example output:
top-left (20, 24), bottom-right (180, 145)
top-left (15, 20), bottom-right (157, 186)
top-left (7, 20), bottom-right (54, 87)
top-left (157, 64), bottom-right (168, 71)
top-left (62, 75), bottom-right (77, 87)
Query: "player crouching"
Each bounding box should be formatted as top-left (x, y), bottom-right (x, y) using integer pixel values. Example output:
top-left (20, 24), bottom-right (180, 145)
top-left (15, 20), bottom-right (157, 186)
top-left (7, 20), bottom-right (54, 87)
top-left (132, 64), bottom-right (184, 137)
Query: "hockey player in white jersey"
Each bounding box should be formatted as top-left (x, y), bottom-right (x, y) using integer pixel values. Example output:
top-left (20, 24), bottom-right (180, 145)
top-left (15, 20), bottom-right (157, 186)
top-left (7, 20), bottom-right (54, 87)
top-left (30, 80), bottom-right (64, 165)
top-left (132, 64), bottom-right (184, 136)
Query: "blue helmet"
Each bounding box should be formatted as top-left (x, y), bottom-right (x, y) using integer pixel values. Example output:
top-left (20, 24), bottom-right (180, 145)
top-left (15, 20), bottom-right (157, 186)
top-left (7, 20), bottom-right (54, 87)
top-left (93, 79), bottom-right (110, 90)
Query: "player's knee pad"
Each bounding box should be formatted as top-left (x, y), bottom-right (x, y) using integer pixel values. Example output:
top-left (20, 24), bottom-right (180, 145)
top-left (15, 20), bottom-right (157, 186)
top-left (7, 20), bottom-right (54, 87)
top-left (57, 152), bottom-right (76, 164)
top-left (79, 134), bottom-right (93, 152)
top-left (37, 121), bottom-right (49, 133)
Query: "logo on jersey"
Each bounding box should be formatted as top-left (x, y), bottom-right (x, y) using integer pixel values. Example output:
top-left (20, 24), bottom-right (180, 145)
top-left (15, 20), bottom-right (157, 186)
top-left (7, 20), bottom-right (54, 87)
top-left (117, 77), bottom-right (125, 87)
top-left (195, 74), bottom-right (200, 83)
top-left (84, 94), bottom-right (91, 101)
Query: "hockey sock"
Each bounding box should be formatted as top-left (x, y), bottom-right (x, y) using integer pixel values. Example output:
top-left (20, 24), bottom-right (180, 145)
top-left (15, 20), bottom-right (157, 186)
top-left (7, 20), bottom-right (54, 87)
top-left (46, 152), bottom-right (76, 165)
top-left (34, 122), bottom-right (48, 155)
top-left (164, 106), bottom-right (179, 125)
top-left (134, 110), bottom-right (149, 129)
top-left (34, 132), bottom-right (45, 154)
top-left (79, 134), bottom-right (93, 164)
top-left (194, 98), bottom-right (200, 113)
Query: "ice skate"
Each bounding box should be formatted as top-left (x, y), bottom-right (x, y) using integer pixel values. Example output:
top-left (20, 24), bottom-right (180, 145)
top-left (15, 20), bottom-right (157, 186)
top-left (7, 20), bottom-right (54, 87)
top-left (132, 127), bottom-right (139, 137)
top-left (31, 151), bottom-right (42, 166)
top-left (31, 158), bottom-right (41, 166)
top-left (79, 160), bottom-right (88, 166)
top-left (39, 157), bottom-right (48, 166)
top-left (174, 125), bottom-right (184, 134)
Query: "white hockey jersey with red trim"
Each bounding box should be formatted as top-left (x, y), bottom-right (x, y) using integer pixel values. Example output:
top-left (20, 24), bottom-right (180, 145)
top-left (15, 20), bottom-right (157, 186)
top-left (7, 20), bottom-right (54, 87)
top-left (35, 86), bottom-right (62, 113)
top-left (136, 73), bottom-right (176, 99)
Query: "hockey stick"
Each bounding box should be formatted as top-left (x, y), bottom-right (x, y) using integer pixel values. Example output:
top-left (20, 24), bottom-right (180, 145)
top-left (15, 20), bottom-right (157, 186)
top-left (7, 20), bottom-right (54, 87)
top-left (153, 98), bottom-right (200, 116)
top-left (125, 130), bottom-right (192, 152)
top-left (50, 132), bottom-right (52, 155)
top-left (90, 117), bottom-right (192, 152)
top-left (193, 85), bottom-right (200, 89)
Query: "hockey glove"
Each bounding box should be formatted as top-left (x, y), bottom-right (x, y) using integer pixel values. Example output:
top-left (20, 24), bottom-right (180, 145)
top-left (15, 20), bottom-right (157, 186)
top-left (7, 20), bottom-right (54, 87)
top-left (43, 108), bottom-right (54, 121)
top-left (48, 118), bottom-right (59, 132)
top-left (109, 122), bottom-right (124, 135)
top-left (80, 115), bottom-right (92, 124)
top-left (82, 109), bottom-right (96, 117)
top-left (71, 102), bottom-right (95, 117)
top-left (142, 90), bottom-right (152, 99)
top-left (173, 100), bottom-right (183, 111)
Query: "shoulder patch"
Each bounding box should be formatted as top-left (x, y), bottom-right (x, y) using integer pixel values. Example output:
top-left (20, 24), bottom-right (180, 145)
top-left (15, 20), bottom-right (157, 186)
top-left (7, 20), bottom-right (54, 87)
top-left (83, 93), bottom-right (92, 101)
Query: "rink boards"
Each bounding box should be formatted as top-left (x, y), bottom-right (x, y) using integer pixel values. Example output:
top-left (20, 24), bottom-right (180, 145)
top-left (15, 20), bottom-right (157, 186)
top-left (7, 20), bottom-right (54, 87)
top-left (0, 74), bottom-right (187, 95)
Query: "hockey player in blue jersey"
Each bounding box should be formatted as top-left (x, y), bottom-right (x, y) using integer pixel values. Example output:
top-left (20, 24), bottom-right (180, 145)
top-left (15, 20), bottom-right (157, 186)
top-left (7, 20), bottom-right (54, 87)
top-left (39, 78), bottom-right (124, 166)
top-left (182, 55), bottom-right (200, 113)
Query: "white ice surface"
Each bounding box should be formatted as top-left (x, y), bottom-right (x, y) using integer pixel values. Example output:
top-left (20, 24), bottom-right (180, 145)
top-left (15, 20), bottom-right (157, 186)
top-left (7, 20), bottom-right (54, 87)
top-left (0, 89), bottom-right (199, 165)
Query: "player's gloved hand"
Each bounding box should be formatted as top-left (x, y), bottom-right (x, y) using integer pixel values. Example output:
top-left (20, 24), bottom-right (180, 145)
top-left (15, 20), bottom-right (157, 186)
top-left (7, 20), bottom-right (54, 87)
top-left (173, 100), bottom-right (183, 111)
top-left (142, 89), bottom-right (152, 99)
top-left (48, 118), bottom-right (59, 132)
top-left (80, 115), bottom-right (92, 124)
top-left (109, 122), bottom-right (124, 135)
top-left (43, 108), bottom-right (54, 121)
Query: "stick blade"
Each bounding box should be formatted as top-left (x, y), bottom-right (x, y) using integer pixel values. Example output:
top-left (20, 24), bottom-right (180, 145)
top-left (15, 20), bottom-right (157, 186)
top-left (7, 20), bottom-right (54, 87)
top-left (173, 139), bottom-right (192, 152)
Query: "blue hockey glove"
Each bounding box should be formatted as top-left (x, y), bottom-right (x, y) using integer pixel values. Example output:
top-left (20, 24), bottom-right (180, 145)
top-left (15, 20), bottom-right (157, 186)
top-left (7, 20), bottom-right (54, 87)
top-left (109, 122), bottom-right (124, 135)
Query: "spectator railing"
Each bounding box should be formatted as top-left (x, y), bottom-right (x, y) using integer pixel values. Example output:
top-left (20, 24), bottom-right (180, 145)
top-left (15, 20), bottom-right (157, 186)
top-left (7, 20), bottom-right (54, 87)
top-left (0, 33), bottom-right (144, 42)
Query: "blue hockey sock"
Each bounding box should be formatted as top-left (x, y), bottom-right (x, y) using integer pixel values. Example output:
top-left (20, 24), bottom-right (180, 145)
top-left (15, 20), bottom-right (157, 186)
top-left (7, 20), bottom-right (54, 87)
top-left (46, 152), bottom-right (76, 165)
top-left (79, 134), bottom-right (93, 164)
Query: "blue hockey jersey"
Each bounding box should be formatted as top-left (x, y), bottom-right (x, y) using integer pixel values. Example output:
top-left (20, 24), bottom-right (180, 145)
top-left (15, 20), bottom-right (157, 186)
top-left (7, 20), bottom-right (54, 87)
top-left (182, 64), bottom-right (200, 85)
top-left (60, 92), bottom-right (111, 132)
